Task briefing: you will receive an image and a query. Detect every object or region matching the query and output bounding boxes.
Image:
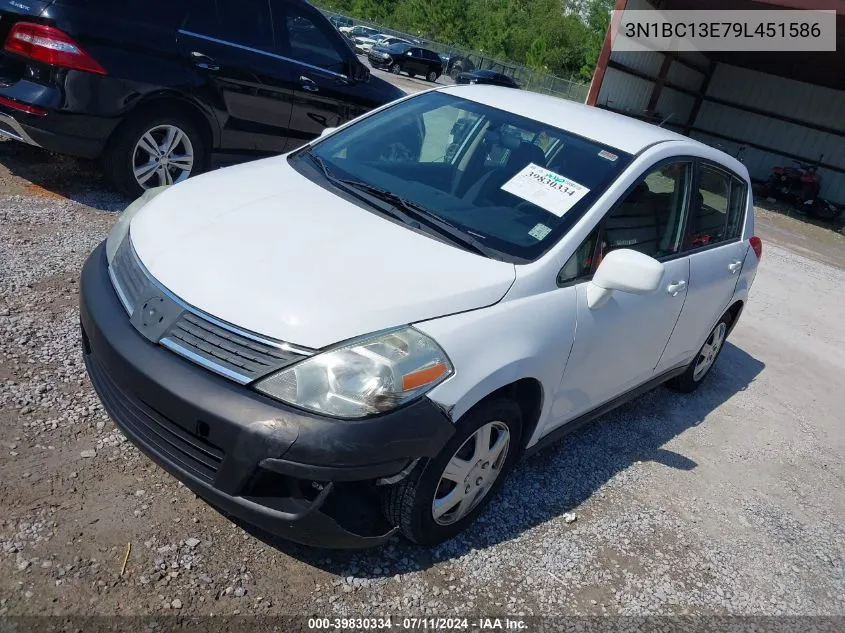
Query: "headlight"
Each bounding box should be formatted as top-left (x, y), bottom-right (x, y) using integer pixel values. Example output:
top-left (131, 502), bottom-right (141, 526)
top-left (105, 186), bottom-right (169, 264)
top-left (255, 327), bottom-right (453, 418)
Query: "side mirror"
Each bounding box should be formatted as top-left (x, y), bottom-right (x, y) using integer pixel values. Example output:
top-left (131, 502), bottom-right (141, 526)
top-left (319, 127), bottom-right (337, 138)
top-left (586, 249), bottom-right (664, 310)
top-left (406, 51), bottom-right (413, 56)
top-left (350, 62), bottom-right (370, 83)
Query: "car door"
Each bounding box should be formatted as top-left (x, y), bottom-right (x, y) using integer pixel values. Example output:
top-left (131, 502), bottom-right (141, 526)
top-left (178, 0), bottom-right (295, 156)
top-left (656, 161), bottom-right (749, 371)
top-left (549, 160), bottom-right (695, 426)
top-left (273, 0), bottom-right (360, 149)
top-left (408, 48), bottom-right (428, 75)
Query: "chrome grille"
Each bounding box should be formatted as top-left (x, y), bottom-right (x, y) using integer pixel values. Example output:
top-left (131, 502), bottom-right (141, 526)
top-left (108, 236), bottom-right (313, 384)
top-left (161, 313), bottom-right (305, 383)
top-left (110, 237), bottom-right (148, 314)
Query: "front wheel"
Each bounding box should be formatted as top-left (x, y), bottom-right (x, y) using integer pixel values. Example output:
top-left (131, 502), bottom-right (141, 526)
top-left (381, 398), bottom-right (522, 545)
top-left (667, 314), bottom-right (731, 393)
top-left (390, 63), bottom-right (401, 75)
top-left (427, 71), bottom-right (439, 83)
top-left (104, 109), bottom-right (205, 197)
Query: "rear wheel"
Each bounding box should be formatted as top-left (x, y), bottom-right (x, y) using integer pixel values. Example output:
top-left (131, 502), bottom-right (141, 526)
top-left (104, 109), bottom-right (206, 197)
top-left (667, 313), bottom-right (731, 393)
top-left (381, 398), bottom-right (522, 545)
top-left (427, 70), bottom-right (439, 82)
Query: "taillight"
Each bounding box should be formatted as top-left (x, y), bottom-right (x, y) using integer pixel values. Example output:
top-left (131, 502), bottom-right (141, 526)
top-left (749, 236), bottom-right (763, 260)
top-left (3, 22), bottom-right (107, 75)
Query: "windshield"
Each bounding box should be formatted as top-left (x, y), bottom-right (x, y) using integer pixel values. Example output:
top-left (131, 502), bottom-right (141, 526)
top-left (301, 91), bottom-right (632, 262)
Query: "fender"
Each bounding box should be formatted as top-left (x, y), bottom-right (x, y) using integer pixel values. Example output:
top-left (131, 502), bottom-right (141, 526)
top-left (416, 286), bottom-right (579, 446)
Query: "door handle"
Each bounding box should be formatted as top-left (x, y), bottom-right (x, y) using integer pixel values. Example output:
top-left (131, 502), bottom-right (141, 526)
top-left (190, 51), bottom-right (220, 71)
top-left (666, 280), bottom-right (687, 296)
top-left (728, 260), bottom-right (743, 274)
top-left (300, 76), bottom-right (320, 92)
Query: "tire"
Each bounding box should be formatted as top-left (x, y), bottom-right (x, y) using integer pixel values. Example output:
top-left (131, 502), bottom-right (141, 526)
top-left (427, 71), bottom-right (439, 83)
top-left (390, 63), bottom-right (401, 75)
top-left (667, 313), bottom-right (732, 393)
top-left (104, 108), bottom-right (206, 198)
top-left (381, 398), bottom-right (522, 545)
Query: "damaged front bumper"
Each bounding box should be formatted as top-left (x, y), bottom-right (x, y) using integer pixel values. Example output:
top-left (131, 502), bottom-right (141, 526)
top-left (79, 243), bottom-right (454, 548)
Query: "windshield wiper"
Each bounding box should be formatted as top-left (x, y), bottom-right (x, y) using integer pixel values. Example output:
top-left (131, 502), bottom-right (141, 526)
top-left (305, 149), bottom-right (335, 180)
top-left (337, 179), bottom-right (504, 261)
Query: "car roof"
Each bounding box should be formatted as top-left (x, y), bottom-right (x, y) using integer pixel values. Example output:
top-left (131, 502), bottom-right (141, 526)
top-left (440, 85), bottom-right (698, 154)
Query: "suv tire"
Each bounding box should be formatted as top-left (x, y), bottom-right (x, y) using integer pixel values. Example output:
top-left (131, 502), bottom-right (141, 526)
top-left (105, 108), bottom-right (206, 198)
top-left (381, 398), bottom-right (522, 545)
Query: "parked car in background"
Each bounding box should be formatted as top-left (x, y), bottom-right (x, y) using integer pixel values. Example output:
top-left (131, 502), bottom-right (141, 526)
top-left (439, 51), bottom-right (475, 79)
top-left (377, 36), bottom-right (412, 47)
top-left (329, 15), bottom-right (352, 30)
top-left (340, 24), bottom-right (380, 39)
top-left (0, 0), bottom-right (405, 196)
top-left (81, 86), bottom-right (761, 548)
top-left (352, 35), bottom-right (384, 54)
top-left (369, 43), bottom-right (443, 82)
top-left (456, 69), bottom-right (521, 88)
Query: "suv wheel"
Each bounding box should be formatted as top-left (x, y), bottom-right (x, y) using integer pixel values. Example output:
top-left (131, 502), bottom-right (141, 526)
top-left (668, 313), bottom-right (732, 393)
top-left (427, 71), bottom-right (439, 82)
top-left (390, 62), bottom-right (401, 75)
top-left (381, 398), bottom-right (522, 545)
top-left (105, 109), bottom-right (206, 197)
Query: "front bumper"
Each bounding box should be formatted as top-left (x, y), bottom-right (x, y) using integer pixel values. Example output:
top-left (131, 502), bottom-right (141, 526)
top-left (80, 243), bottom-right (455, 548)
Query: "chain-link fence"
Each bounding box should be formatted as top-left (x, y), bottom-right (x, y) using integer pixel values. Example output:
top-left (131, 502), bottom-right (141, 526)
top-left (322, 10), bottom-right (590, 103)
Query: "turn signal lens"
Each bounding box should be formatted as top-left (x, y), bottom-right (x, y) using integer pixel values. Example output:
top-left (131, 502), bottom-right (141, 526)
top-left (402, 362), bottom-right (449, 391)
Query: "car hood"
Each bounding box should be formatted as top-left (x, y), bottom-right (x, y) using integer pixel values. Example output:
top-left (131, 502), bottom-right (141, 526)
top-left (129, 156), bottom-right (516, 349)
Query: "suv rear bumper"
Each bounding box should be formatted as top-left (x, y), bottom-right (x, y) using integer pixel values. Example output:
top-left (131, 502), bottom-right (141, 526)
top-left (80, 243), bottom-right (455, 548)
top-left (0, 80), bottom-right (120, 158)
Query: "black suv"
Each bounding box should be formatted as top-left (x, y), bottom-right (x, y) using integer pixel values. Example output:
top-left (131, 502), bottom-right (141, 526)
top-left (368, 43), bottom-right (443, 82)
top-left (0, 0), bottom-right (405, 195)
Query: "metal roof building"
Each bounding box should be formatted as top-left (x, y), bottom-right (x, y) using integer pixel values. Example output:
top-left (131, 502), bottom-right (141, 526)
top-left (587, 0), bottom-right (845, 204)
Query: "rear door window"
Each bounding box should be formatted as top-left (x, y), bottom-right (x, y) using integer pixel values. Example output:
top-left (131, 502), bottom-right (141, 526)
top-left (184, 0), bottom-right (273, 51)
top-left (685, 163), bottom-right (745, 250)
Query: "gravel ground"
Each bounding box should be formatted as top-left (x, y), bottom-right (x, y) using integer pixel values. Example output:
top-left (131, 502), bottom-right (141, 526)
top-left (1, 126), bottom-right (844, 622)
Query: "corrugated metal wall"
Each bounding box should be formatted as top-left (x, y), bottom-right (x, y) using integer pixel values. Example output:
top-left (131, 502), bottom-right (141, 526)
top-left (594, 0), bottom-right (845, 204)
top-left (692, 65), bottom-right (845, 203)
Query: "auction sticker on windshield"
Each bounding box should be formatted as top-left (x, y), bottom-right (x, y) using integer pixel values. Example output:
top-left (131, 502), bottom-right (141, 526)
top-left (501, 163), bottom-right (590, 217)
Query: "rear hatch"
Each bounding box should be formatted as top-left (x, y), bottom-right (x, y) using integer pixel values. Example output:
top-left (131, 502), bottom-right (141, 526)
top-left (0, 0), bottom-right (56, 85)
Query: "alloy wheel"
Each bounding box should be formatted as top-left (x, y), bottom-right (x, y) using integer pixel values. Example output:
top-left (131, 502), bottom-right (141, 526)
top-left (427, 71), bottom-right (437, 82)
top-left (693, 321), bottom-right (727, 381)
top-left (432, 421), bottom-right (510, 525)
top-left (132, 124), bottom-right (194, 190)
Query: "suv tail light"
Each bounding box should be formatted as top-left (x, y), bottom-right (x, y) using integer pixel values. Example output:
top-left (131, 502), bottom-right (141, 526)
top-left (3, 22), bottom-right (107, 75)
top-left (749, 236), bottom-right (763, 260)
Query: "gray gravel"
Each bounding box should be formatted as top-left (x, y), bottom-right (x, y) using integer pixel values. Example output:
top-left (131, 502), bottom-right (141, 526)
top-left (1, 136), bottom-right (844, 618)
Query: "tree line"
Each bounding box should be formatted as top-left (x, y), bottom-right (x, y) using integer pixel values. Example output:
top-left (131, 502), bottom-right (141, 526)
top-left (314, 0), bottom-right (614, 82)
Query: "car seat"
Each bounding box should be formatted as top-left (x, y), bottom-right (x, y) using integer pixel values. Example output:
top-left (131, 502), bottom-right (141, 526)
top-left (463, 139), bottom-right (547, 208)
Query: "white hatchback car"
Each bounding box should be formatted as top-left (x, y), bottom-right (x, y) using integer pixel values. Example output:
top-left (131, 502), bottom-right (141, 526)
top-left (80, 86), bottom-right (761, 548)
